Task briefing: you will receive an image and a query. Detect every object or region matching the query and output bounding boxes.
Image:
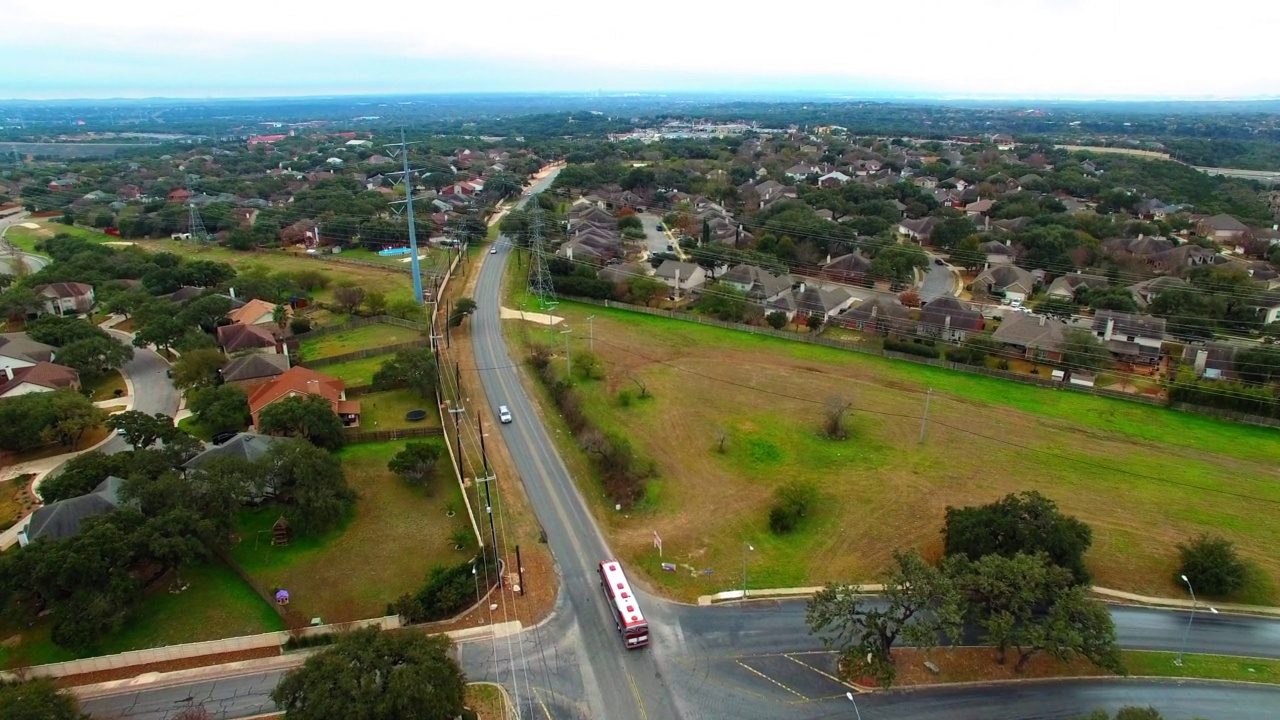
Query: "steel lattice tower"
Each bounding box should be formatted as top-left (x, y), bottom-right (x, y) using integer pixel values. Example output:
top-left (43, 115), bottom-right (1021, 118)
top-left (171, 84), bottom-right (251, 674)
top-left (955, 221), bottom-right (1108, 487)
top-left (186, 176), bottom-right (208, 242)
top-left (526, 211), bottom-right (556, 311)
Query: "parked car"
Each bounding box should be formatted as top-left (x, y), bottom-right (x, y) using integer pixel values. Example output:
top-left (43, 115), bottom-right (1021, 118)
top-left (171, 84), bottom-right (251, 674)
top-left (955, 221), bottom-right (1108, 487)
top-left (498, 405), bottom-right (513, 424)
top-left (1010, 299), bottom-right (1023, 309)
top-left (211, 431), bottom-right (238, 445)
top-left (934, 258), bottom-right (945, 266)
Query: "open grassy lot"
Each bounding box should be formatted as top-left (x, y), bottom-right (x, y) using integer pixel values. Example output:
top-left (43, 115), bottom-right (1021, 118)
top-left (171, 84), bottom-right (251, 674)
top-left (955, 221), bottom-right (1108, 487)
top-left (298, 323), bottom-right (426, 361)
top-left (512, 300), bottom-right (1280, 604)
top-left (0, 560), bottom-right (282, 669)
top-left (228, 439), bottom-right (473, 623)
top-left (318, 354), bottom-right (392, 387)
top-left (358, 389), bottom-right (440, 431)
top-left (130, 240), bottom-right (417, 305)
top-left (0, 474), bottom-right (32, 533)
top-left (4, 221), bottom-right (113, 253)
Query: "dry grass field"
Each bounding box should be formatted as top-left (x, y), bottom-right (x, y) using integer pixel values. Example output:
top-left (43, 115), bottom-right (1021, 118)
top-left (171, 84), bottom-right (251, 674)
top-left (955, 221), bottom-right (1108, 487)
top-left (510, 301), bottom-right (1280, 604)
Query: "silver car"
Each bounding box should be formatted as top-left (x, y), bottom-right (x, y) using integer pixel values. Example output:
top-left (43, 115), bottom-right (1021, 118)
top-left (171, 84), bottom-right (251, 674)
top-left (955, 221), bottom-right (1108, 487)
top-left (498, 405), bottom-right (513, 424)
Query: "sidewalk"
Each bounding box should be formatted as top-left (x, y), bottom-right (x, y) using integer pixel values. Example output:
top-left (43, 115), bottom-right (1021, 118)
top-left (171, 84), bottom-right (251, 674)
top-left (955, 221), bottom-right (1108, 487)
top-left (697, 583), bottom-right (1280, 617)
top-left (69, 620), bottom-right (523, 700)
top-left (499, 306), bottom-right (565, 326)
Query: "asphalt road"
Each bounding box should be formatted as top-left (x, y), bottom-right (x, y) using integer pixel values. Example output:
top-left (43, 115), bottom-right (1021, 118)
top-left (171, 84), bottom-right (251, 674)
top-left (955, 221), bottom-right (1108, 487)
top-left (637, 212), bottom-right (676, 258)
top-left (918, 254), bottom-right (956, 303)
top-left (97, 329), bottom-right (181, 455)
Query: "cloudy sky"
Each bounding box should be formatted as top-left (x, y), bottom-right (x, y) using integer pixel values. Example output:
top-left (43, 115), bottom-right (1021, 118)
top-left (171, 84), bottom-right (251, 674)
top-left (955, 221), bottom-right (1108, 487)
top-left (4, 0), bottom-right (1278, 100)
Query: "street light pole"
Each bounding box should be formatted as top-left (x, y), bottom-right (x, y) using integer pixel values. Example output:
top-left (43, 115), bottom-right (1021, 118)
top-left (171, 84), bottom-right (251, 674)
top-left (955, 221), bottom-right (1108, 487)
top-left (1175, 574), bottom-right (1218, 666)
top-left (845, 692), bottom-right (864, 720)
top-left (742, 543), bottom-right (754, 599)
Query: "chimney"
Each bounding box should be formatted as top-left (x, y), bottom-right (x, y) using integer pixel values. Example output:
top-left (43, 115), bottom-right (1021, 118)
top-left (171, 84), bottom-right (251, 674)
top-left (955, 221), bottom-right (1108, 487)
top-left (1194, 348), bottom-right (1208, 375)
top-left (3, 366), bottom-right (12, 381)
top-left (1039, 315), bottom-right (1046, 327)
top-left (1103, 317), bottom-right (1115, 342)
top-left (306, 379), bottom-right (320, 394)
top-left (871, 305), bottom-right (879, 320)
top-left (229, 287), bottom-right (237, 299)
top-left (944, 315), bottom-right (951, 333)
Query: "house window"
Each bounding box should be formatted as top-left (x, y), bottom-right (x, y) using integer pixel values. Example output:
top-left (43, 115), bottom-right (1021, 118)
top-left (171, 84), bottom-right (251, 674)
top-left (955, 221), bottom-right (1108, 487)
top-left (1126, 336), bottom-right (1135, 342)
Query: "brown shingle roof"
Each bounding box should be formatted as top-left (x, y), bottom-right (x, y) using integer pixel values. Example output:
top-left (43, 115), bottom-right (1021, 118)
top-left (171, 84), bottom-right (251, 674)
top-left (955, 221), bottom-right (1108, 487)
top-left (216, 324), bottom-right (277, 353)
top-left (247, 366), bottom-right (345, 419)
top-left (0, 362), bottom-right (79, 396)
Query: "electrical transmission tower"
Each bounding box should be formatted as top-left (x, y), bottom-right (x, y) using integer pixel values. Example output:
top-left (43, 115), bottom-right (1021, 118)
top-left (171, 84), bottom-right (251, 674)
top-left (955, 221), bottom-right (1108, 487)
top-left (186, 176), bottom-right (209, 242)
top-left (526, 212), bottom-right (556, 311)
top-left (386, 128), bottom-right (426, 305)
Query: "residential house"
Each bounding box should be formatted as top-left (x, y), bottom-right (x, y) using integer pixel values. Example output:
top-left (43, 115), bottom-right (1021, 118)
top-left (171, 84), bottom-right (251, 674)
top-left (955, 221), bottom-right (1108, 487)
top-left (852, 159), bottom-right (882, 176)
top-left (32, 282), bottom-right (95, 316)
top-left (1092, 310), bottom-right (1166, 365)
top-left (1137, 199), bottom-right (1181, 220)
top-left (897, 217), bottom-right (938, 243)
top-left (786, 282), bottom-right (856, 322)
top-left (979, 239), bottom-right (1015, 267)
top-left (0, 333), bottom-right (56, 374)
top-left (972, 264), bottom-right (1037, 302)
top-left (834, 298), bottom-right (915, 335)
top-left (991, 217), bottom-right (1033, 234)
top-left (221, 353), bottom-right (291, 391)
top-left (913, 176), bottom-right (939, 189)
top-left (1103, 235), bottom-right (1176, 258)
top-left (1251, 292), bottom-right (1280, 326)
top-left (1128, 275), bottom-right (1188, 308)
top-left (558, 234), bottom-right (619, 265)
top-left (1045, 273), bottom-right (1108, 301)
top-left (167, 188), bottom-right (191, 204)
top-left (163, 286), bottom-right (208, 304)
top-left (1247, 262), bottom-right (1280, 290)
top-left (246, 366), bottom-right (360, 428)
top-left (992, 313), bottom-right (1068, 362)
top-left (1181, 342), bottom-right (1238, 380)
top-left (47, 178), bottom-right (77, 192)
top-left (118, 184), bottom-right (142, 200)
top-left (821, 252), bottom-right (873, 286)
top-left (228, 298), bottom-right (287, 328)
top-left (964, 199), bottom-right (995, 219)
top-left (818, 171), bottom-right (851, 187)
top-left (597, 262), bottom-right (652, 285)
top-left (654, 260), bottom-right (706, 299)
top-left (1058, 197), bottom-right (1092, 214)
top-left (16, 477), bottom-right (124, 547)
top-left (1146, 243), bottom-right (1220, 272)
top-left (1199, 214), bottom-right (1251, 242)
top-left (719, 264), bottom-right (793, 302)
top-left (784, 163), bottom-right (819, 181)
top-left (917, 297), bottom-right (984, 342)
top-left (0, 362), bottom-right (80, 398)
top-left (182, 432), bottom-right (287, 474)
top-left (216, 323), bottom-right (279, 355)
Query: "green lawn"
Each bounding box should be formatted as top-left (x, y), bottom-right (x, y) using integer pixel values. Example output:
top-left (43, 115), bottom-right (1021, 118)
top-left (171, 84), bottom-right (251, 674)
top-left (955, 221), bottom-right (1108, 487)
top-left (507, 299), bottom-right (1280, 603)
top-left (5, 221), bottom-right (114, 253)
top-left (0, 560), bottom-right (281, 670)
top-left (321, 354), bottom-right (393, 387)
top-left (82, 369), bottom-right (128, 401)
top-left (228, 440), bottom-right (472, 623)
top-left (177, 415), bottom-right (214, 441)
top-left (1123, 650), bottom-right (1280, 684)
top-left (357, 389), bottom-right (440, 431)
top-left (299, 323), bottom-right (427, 361)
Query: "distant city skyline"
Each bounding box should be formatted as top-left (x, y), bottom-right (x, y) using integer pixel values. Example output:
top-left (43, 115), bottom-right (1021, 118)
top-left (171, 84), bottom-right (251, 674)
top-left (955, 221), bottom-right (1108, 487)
top-left (5, 0), bottom-right (1278, 101)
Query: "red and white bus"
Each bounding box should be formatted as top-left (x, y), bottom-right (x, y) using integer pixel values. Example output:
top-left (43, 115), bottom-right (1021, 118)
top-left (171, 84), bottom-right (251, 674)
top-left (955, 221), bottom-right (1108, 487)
top-left (598, 560), bottom-right (649, 649)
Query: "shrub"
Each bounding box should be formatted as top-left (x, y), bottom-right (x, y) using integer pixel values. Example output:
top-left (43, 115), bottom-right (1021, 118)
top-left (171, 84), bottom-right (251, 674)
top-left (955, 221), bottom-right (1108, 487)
top-left (1177, 534), bottom-right (1247, 597)
top-left (766, 311), bottom-right (788, 330)
top-left (769, 479), bottom-right (819, 534)
top-left (617, 389), bottom-right (634, 407)
top-left (397, 557), bottom-right (496, 623)
top-left (883, 336), bottom-right (940, 359)
top-left (289, 317), bottom-right (313, 335)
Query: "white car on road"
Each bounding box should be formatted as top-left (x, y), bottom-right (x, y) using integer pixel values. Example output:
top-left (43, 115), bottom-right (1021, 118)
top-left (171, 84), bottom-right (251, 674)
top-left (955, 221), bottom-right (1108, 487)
top-left (498, 405), bottom-right (513, 424)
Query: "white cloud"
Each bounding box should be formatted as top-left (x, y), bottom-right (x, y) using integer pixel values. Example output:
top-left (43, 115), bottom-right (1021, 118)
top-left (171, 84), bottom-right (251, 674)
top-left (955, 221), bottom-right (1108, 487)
top-left (6, 0), bottom-right (1279, 98)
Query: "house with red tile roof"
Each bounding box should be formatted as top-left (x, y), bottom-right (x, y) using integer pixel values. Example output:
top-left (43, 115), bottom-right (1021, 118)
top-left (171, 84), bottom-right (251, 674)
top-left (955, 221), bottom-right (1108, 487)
top-left (246, 366), bottom-right (360, 428)
top-left (0, 362), bottom-right (80, 398)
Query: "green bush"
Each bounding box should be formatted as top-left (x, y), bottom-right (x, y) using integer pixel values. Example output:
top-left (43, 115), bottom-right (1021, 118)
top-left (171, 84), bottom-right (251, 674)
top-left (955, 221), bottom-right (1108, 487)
top-left (282, 632), bottom-right (338, 651)
top-left (1177, 534), bottom-right (1247, 597)
top-left (397, 557), bottom-right (497, 624)
top-left (769, 479), bottom-right (819, 534)
top-left (884, 336), bottom-right (940, 359)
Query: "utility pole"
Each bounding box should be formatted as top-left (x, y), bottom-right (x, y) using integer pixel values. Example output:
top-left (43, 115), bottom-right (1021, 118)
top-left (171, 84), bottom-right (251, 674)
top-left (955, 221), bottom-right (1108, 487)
top-left (448, 407), bottom-right (465, 474)
top-left (561, 328), bottom-right (572, 377)
top-left (387, 128), bottom-right (425, 305)
top-left (587, 315), bottom-right (596, 352)
top-left (918, 388), bottom-right (933, 444)
top-left (478, 413), bottom-right (488, 475)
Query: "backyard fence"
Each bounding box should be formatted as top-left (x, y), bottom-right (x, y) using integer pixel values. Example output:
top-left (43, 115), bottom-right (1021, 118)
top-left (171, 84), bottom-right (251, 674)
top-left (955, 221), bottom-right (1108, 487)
top-left (342, 426), bottom-right (444, 443)
top-left (291, 314), bottom-right (431, 342)
top-left (299, 339), bottom-right (431, 369)
top-left (301, 252), bottom-right (413, 273)
top-left (572, 297), bottom-right (1276, 427)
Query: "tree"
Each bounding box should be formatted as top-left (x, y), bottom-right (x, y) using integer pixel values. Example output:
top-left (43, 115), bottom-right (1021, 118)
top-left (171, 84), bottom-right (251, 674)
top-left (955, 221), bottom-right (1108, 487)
top-left (765, 311), bottom-right (788, 330)
top-left (449, 296), bottom-right (477, 327)
top-left (806, 550), bottom-right (962, 688)
top-left (364, 291), bottom-right (387, 316)
top-left (1177, 534), bottom-right (1247, 597)
top-left (372, 348), bottom-right (438, 399)
top-left (1061, 327), bottom-right (1111, 373)
top-left (869, 243), bottom-right (929, 290)
top-left (0, 678), bottom-right (88, 720)
top-left (258, 439), bottom-right (354, 535)
top-left (37, 450), bottom-right (128, 503)
top-left (930, 217), bottom-right (977, 250)
top-left (617, 214), bottom-right (643, 232)
top-left (107, 411), bottom-right (173, 450)
top-left (271, 627), bottom-right (465, 720)
top-left (290, 316), bottom-right (313, 335)
top-left (769, 479), bottom-right (818, 534)
top-left (898, 290), bottom-right (921, 308)
top-left (180, 294), bottom-right (235, 333)
top-left (1008, 584), bottom-right (1122, 673)
top-left (0, 392), bottom-right (62, 452)
top-left (24, 316), bottom-right (105, 347)
top-left (43, 390), bottom-right (107, 450)
top-left (949, 552), bottom-right (1077, 665)
top-left (823, 395), bottom-right (853, 440)
top-left (54, 335), bottom-right (131, 380)
top-left (627, 276), bottom-right (668, 307)
top-left (943, 491), bottom-right (1094, 584)
top-left (258, 394), bottom-right (345, 450)
top-left (387, 442), bottom-right (443, 486)
top-left (333, 284), bottom-right (365, 314)
top-left (132, 313), bottom-right (186, 355)
top-left (188, 384), bottom-right (250, 435)
top-left (271, 303), bottom-right (290, 331)
top-left (172, 348), bottom-right (227, 390)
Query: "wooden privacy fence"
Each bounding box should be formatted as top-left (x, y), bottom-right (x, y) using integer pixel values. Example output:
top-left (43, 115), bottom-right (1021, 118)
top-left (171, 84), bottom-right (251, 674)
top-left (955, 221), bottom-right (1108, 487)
top-left (299, 339), bottom-right (431, 369)
top-left (342, 426), bottom-right (444, 443)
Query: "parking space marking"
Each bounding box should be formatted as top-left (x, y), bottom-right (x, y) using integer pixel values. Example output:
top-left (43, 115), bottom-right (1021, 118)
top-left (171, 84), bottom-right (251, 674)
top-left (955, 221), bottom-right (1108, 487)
top-left (784, 653), bottom-right (854, 690)
top-left (735, 660), bottom-right (808, 700)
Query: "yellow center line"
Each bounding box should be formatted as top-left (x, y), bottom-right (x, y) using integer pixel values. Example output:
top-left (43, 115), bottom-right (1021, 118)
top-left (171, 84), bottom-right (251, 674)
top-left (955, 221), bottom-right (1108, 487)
top-left (627, 668), bottom-right (651, 720)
